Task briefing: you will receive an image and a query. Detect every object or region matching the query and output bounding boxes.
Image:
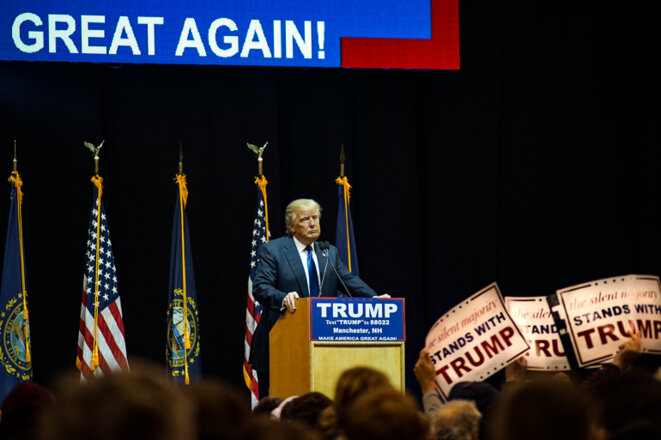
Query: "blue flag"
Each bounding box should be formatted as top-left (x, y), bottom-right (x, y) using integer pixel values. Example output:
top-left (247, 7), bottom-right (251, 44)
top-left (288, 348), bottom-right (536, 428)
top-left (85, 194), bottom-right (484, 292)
top-left (166, 175), bottom-right (201, 385)
top-left (0, 173), bottom-right (32, 403)
top-left (335, 177), bottom-right (359, 277)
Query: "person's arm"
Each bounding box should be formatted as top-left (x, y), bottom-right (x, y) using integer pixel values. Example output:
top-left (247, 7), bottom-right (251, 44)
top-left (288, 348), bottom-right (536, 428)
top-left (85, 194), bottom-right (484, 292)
top-left (505, 356), bottom-right (528, 384)
top-left (330, 246), bottom-right (377, 297)
top-left (253, 244), bottom-right (296, 311)
top-left (414, 348), bottom-right (443, 418)
top-left (611, 328), bottom-right (642, 371)
top-left (581, 329), bottom-right (642, 391)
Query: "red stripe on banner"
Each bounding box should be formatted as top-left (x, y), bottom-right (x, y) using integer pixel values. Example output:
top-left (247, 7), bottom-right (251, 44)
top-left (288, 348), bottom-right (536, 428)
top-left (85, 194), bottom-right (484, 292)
top-left (247, 295), bottom-right (256, 315)
top-left (77, 317), bottom-right (95, 377)
top-left (80, 316), bottom-right (95, 350)
top-left (78, 360), bottom-right (91, 377)
top-left (245, 324), bottom-right (254, 345)
top-left (251, 371), bottom-right (260, 398)
top-left (98, 311), bottom-right (128, 369)
top-left (107, 301), bottom-right (125, 336)
top-left (341, 0), bottom-right (460, 70)
top-left (77, 317), bottom-right (87, 353)
top-left (96, 348), bottom-right (111, 375)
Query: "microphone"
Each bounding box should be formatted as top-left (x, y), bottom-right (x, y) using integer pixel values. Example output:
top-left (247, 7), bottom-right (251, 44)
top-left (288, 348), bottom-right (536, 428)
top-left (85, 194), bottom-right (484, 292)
top-left (318, 241), bottom-right (352, 297)
top-left (318, 242), bottom-right (330, 296)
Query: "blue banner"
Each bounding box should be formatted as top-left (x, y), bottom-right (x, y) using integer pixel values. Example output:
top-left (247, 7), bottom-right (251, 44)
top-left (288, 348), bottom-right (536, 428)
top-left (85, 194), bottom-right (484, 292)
top-left (166, 175), bottom-right (201, 384)
top-left (0, 174), bottom-right (32, 402)
top-left (335, 179), bottom-right (359, 277)
top-left (310, 297), bottom-right (405, 342)
top-left (0, 0), bottom-right (459, 69)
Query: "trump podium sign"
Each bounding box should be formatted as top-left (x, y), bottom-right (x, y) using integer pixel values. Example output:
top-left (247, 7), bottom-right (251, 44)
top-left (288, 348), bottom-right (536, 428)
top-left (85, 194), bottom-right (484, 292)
top-left (310, 297), bottom-right (405, 342)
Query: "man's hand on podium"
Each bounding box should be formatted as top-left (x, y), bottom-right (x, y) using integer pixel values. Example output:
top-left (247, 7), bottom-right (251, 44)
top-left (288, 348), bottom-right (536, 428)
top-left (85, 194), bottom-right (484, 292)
top-left (283, 291), bottom-right (300, 312)
top-left (376, 294), bottom-right (391, 298)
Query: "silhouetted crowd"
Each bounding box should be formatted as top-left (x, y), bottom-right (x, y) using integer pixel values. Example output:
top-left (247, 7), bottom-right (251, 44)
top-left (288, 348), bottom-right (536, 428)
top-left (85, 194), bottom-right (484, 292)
top-left (1, 331), bottom-right (660, 440)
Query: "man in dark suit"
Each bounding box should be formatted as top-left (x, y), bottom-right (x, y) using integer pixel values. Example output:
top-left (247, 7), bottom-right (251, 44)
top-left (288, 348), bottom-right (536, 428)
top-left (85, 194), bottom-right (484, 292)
top-left (250, 199), bottom-right (386, 398)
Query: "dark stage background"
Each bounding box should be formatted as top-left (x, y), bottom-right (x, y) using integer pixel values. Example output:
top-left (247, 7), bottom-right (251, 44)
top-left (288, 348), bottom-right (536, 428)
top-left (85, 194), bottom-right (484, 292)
top-left (1, 2), bottom-right (660, 395)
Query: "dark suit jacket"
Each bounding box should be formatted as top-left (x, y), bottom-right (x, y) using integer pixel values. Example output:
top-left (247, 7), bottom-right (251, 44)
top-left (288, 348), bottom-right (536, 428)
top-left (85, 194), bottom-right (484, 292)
top-left (249, 235), bottom-right (376, 372)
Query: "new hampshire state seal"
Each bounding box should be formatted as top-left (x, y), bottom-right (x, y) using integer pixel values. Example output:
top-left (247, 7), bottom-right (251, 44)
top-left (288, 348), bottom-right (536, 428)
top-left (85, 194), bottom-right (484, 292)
top-left (166, 289), bottom-right (200, 373)
top-left (0, 292), bottom-right (33, 380)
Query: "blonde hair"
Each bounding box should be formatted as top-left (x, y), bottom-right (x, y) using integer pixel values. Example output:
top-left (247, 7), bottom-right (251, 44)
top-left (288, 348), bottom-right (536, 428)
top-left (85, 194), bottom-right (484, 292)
top-left (285, 199), bottom-right (322, 232)
top-left (432, 399), bottom-right (481, 440)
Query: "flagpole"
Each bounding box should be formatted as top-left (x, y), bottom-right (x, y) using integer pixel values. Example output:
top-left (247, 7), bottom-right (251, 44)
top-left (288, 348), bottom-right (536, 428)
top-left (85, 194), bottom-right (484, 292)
top-left (336, 145), bottom-right (352, 271)
top-left (10, 141), bottom-right (31, 363)
top-left (339, 144), bottom-right (345, 178)
top-left (244, 141), bottom-right (270, 404)
top-left (177, 143), bottom-right (191, 385)
top-left (76, 143), bottom-right (128, 379)
top-left (12, 140), bottom-right (17, 172)
top-left (85, 140), bottom-right (104, 371)
top-left (247, 142), bottom-right (270, 242)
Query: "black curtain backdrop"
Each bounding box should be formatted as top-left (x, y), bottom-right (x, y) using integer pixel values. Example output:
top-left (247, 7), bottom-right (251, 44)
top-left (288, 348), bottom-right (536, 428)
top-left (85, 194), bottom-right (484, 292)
top-left (1, 2), bottom-right (659, 395)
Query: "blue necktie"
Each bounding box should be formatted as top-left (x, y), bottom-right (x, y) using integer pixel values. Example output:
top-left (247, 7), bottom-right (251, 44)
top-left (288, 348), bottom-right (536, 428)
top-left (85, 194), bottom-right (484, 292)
top-left (306, 245), bottom-right (320, 297)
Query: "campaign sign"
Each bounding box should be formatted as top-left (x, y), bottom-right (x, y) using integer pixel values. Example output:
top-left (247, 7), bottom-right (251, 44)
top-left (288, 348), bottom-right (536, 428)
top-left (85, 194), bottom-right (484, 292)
top-left (557, 274), bottom-right (661, 367)
top-left (0, 0), bottom-right (459, 69)
top-left (310, 297), bottom-right (405, 342)
top-left (505, 296), bottom-right (570, 371)
top-left (425, 283), bottom-right (529, 401)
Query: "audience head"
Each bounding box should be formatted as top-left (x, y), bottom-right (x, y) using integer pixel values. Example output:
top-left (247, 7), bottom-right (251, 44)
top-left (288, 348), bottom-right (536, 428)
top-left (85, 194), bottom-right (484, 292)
top-left (183, 379), bottom-right (251, 440)
top-left (333, 366), bottom-right (393, 417)
top-left (0, 381), bottom-right (55, 440)
top-left (432, 399), bottom-right (481, 440)
top-left (587, 368), bottom-right (661, 438)
top-left (271, 395), bottom-right (297, 420)
top-left (243, 417), bottom-right (322, 440)
top-left (280, 392), bottom-right (332, 429)
top-left (253, 396), bottom-right (283, 417)
top-left (490, 378), bottom-right (594, 440)
top-left (39, 362), bottom-right (194, 440)
top-left (448, 381), bottom-right (498, 415)
top-left (342, 388), bottom-right (429, 440)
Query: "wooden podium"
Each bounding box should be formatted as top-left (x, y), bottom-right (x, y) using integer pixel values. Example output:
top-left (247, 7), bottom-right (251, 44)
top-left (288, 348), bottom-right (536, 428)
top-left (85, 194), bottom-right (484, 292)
top-left (269, 297), bottom-right (405, 398)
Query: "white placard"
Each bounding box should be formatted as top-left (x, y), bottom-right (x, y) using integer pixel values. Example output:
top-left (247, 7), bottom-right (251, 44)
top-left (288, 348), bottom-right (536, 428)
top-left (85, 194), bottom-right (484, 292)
top-left (505, 296), bottom-right (570, 371)
top-left (425, 283), bottom-right (529, 400)
top-left (557, 274), bottom-right (661, 367)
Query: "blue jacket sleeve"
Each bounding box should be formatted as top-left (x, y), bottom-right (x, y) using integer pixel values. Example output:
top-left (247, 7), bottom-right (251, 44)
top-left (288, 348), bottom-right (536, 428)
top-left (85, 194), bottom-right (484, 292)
top-left (252, 243), bottom-right (288, 310)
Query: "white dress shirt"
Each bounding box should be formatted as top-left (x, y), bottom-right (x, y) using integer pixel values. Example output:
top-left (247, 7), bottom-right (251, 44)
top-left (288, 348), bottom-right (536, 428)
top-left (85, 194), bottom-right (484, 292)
top-left (293, 237), bottom-right (321, 295)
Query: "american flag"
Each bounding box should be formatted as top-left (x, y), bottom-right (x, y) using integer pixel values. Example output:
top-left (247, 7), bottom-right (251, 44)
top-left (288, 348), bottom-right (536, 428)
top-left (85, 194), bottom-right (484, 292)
top-left (244, 178), bottom-right (268, 406)
top-left (76, 178), bottom-right (128, 379)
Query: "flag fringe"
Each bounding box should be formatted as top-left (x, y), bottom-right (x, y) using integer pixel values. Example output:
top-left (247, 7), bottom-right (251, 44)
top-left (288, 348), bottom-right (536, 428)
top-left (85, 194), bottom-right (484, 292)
top-left (8, 172), bottom-right (32, 364)
top-left (254, 176), bottom-right (270, 242)
top-left (335, 176), bottom-right (353, 271)
top-left (90, 175), bottom-right (104, 371)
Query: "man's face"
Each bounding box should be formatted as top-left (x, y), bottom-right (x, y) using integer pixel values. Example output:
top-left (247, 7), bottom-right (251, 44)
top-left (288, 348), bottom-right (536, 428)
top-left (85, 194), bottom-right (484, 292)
top-left (289, 208), bottom-right (321, 246)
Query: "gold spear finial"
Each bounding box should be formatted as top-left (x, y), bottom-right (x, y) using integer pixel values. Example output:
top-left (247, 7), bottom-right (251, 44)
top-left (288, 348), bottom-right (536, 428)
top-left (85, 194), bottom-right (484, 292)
top-left (339, 144), bottom-right (346, 177)
top-left (247, 141), bottom-right (268, 176)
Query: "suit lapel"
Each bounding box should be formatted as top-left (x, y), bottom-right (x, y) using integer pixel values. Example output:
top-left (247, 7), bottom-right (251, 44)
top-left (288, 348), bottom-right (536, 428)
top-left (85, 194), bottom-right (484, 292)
top-left (284, 237), bottom-right (309, 297)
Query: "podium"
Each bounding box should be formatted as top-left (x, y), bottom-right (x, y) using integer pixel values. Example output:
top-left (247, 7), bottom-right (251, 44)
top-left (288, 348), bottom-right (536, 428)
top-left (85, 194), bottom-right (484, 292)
top-left (270, 297), bottom-right (405, 398)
